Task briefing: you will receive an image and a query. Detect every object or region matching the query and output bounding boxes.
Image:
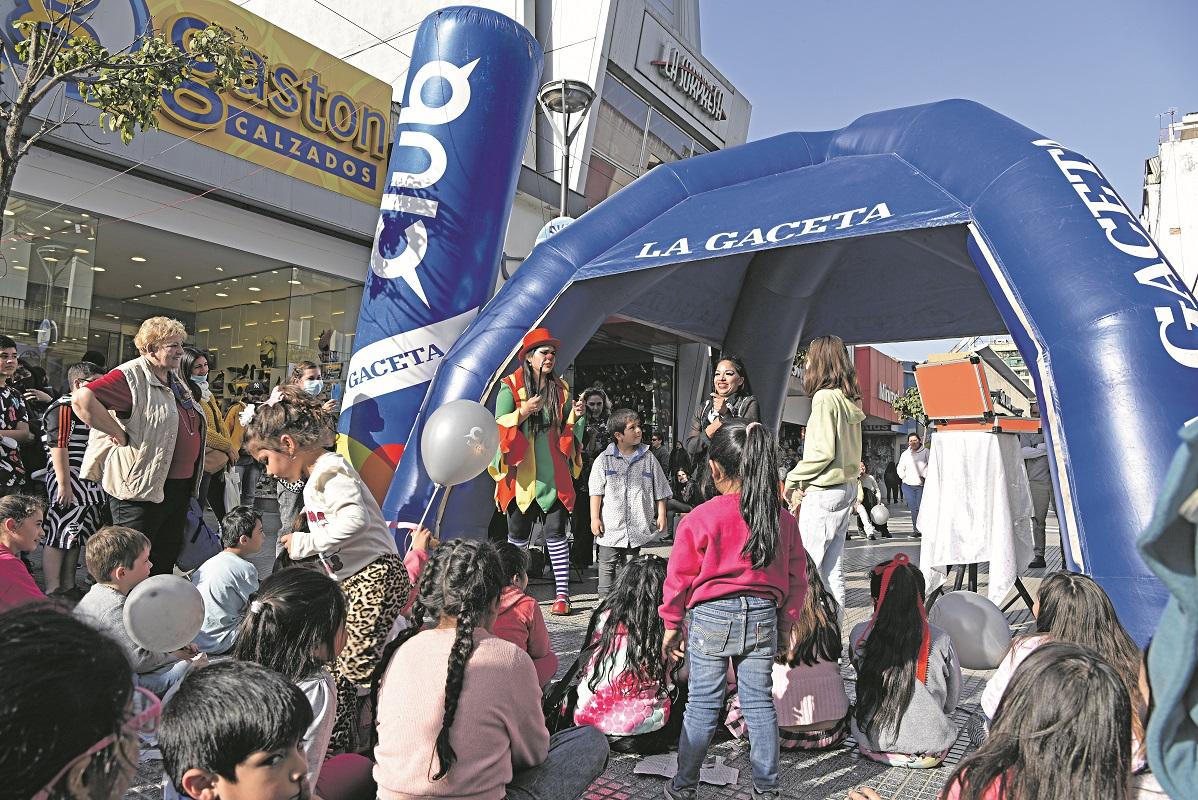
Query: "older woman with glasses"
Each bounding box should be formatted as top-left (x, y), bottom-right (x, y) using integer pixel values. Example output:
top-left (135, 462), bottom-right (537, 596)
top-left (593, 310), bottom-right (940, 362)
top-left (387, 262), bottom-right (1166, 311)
top-left (1, 605), bottom-right (159, 800)
top-left (490, 327), bottom-right (585, 616)
top-left (75, 316), bottom-right (206, 574)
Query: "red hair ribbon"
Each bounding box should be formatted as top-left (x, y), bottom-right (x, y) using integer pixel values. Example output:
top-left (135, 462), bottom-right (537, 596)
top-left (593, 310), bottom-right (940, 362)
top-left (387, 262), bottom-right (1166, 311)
top-left (855, 553), bottom-right (932, 684)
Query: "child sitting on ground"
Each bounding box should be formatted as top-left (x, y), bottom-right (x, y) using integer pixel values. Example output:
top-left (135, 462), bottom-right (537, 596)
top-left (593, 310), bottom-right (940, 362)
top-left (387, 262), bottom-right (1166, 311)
top-left (233, 567), bottom-right (374, 799)
top-left (74, 525), bottom-right (206, 693)
top-left (191, 505), bottom-right (263, 655)
top-left (1, 605), bottom-right (150, 800)
top-left (575, 553), bottom-right (684, 754)
top-left (40, 361), bottom-right (106, 598)
top-left (372, 539), bottom-right (609, 800)
top-left (589, 408), bottom-right (672, 597)
top-left (945, 641), bottom-right (1136, 800)
top-left (243, 386), bottom-right (411, 752)
top-left (160, 660), bottom-right (313, 800)
top-left (850, 554), bottom-right (961, 768)
top-left (727, 552), bottom-right (851, 750)
top-left (492, 542), bottom-right (558, 686)
top-left (979, 570), bottom-right (1147, 767)
top-left (0, 494), bottom-right (46, 611)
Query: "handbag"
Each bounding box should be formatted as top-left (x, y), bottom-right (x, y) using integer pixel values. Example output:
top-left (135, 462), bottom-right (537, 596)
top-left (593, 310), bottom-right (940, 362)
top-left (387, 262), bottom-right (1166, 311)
top-left (542, 637), bottom-right (600, 734)
top-left (176, 497), bottom-right (221, 572)
top-left (223, 468), bottom-right (242, 511)
top-left (203, 447), bottom-right (229, 474)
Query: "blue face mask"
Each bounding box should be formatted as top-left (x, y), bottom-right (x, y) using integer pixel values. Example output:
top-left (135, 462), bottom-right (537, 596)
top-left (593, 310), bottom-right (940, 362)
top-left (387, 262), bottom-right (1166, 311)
top-left (303, 379), bottom-right (324, 396)
top-left (192, 374), bottom-right (208, 385)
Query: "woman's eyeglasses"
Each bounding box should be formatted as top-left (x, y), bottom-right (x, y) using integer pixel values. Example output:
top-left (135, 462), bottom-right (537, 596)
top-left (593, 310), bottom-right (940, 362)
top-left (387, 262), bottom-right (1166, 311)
top-left (32, 686), bottom-right (161, 800)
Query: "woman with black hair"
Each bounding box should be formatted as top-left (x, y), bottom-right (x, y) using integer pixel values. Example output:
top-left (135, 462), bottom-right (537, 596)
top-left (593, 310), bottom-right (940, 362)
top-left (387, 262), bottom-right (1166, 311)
top-left (572, 387), bottom-right (612, 570)
top-left (849, 555), bottom-right (961, 768)
top-left (685, 355), bottom-right (759, 504)
top-left (661, 420), bottom-right (806, 800)
top-left (373, 539), bottom-right (608, 800)
top-left (181, 346), bottom-right (235, 520)
top-left (490, 328), bottom-right (585, 615)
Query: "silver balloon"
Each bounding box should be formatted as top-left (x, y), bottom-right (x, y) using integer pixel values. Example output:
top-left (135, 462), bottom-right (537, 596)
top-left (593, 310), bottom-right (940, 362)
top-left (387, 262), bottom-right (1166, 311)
top-left (870, 504), bottom-right (891, 526)
top-left (928, 590), bottom-right (1012, 670)
top-left (421, 399), bottom-right (501, 486)
top-left (123, 575), bottom-right (204, 653)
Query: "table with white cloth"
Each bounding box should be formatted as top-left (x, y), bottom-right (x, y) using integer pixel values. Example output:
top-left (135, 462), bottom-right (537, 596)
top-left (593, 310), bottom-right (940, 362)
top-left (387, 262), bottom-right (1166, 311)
top-left (918, 430), bottom-right (1035, 606)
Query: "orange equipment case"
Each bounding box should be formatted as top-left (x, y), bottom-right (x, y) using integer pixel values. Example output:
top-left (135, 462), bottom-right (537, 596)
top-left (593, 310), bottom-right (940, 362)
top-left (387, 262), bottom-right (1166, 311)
top-left (914, 356), bottom-right (1041, 434)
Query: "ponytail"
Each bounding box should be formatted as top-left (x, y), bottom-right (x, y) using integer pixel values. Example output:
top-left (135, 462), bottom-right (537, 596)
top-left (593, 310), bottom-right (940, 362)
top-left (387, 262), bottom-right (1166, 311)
top-left (709, 419), bottom-right (781, 569)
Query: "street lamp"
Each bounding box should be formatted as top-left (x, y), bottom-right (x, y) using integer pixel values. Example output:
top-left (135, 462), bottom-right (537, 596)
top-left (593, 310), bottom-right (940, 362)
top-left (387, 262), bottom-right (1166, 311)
top-left (538, 79), bottom-right (595, 217)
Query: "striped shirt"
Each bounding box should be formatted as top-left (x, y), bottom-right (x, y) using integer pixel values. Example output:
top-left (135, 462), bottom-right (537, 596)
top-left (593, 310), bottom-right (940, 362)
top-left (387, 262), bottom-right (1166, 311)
top-left (42, 396), bottom-right (105, 505)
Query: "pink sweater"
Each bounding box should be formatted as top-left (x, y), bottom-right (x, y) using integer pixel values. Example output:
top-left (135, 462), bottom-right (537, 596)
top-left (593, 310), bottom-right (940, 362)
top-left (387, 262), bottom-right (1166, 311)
top-left (0, 545), bottom-right (44, 612)
top-left (659, 494), bottom-right (807, 630)
top-left (492, 586), bottom-right (559, 686)
top-left (374, 628), bottom-right (549, 800)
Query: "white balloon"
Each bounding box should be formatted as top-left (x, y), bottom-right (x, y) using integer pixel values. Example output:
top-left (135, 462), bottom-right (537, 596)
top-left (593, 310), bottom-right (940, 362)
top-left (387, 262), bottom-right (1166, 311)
top-left (870, 504), bottom-right (891, 526)
top-left (123, 575), bottom-right (204, 653)
top-left (928, 590), bottom-right (1012, 670)
top-left (421, 399), bottom-right (501, 486)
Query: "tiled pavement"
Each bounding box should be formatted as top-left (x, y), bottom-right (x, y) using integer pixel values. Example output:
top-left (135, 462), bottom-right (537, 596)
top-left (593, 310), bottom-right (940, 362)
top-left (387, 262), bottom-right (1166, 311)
top-left (125, 501), bottom-right (1061, 800)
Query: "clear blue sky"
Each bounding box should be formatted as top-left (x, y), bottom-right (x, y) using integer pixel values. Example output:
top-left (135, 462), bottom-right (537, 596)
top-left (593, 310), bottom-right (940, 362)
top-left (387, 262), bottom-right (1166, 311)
top-left (697, 0), bottom-right (1198, 361)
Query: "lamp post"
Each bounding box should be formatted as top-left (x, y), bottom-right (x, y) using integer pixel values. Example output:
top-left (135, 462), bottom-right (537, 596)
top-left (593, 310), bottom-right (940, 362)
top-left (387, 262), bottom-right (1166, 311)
top-left (538, 79), bottom-right (595, 217)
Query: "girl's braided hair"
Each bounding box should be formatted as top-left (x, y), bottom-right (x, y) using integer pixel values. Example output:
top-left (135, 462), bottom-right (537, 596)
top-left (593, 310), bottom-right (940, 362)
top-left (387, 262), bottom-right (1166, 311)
top-left (242, 385), bottom-right (335, 451)
top-left (371, 539), bottom-right (505, 780)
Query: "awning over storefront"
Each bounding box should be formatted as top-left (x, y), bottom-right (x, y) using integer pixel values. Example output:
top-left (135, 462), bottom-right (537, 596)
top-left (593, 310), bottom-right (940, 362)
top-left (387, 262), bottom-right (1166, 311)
top-left (388, 99), bottom-right (1198, 644)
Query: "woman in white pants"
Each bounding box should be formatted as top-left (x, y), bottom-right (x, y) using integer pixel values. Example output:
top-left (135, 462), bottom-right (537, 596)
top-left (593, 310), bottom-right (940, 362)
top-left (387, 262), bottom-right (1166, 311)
top-left (784, 336), bottom-right (865, 618)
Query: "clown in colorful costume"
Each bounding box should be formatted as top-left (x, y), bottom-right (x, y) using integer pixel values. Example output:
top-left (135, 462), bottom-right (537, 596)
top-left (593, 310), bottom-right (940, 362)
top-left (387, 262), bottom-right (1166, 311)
top-left (490, 328), bottom-right (585, 615)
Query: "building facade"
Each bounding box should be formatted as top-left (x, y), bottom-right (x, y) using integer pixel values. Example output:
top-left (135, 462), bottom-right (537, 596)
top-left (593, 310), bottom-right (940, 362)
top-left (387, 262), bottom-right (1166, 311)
top-left (1142, 110), bottom-right (1198, 293)
top-left (2, 0), bottom-right (749, 423)
top-left (2, 0), bottom-right (390, 395)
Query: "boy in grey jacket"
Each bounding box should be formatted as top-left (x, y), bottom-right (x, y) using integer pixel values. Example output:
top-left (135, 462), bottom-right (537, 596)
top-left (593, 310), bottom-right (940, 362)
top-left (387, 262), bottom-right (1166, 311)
top-left (589, 409), bottom-right (671, 596)
top-left (74, 526), bottom-right (206, 693)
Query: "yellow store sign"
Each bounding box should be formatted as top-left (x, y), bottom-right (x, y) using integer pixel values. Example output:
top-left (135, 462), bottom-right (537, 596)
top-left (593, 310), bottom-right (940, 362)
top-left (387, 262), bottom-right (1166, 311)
top-left (153, 0), bottom-right (391, 204)
top-left (6, 0), bottom-right (392, 203)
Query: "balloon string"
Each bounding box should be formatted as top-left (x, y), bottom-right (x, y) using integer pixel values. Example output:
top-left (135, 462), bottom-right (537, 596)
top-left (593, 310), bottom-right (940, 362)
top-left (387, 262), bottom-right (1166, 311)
top-left (415, 484), bottom-right (442, 536)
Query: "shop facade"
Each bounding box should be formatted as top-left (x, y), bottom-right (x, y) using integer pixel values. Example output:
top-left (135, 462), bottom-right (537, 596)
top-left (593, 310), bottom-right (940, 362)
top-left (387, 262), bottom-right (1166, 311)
top-left (1, 0), bottom-right (389, 398)
top-left (854, 346), bottom-right (906, 480)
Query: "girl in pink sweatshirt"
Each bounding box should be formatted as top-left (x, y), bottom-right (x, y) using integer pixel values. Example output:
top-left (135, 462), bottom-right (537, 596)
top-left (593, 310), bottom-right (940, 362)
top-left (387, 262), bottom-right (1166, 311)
top-left (372, 539), bottom-right (608, 800)
top-left (660, 420), bottom-right (807, 800)
top-left (492, 542), bottom-right (559, 686)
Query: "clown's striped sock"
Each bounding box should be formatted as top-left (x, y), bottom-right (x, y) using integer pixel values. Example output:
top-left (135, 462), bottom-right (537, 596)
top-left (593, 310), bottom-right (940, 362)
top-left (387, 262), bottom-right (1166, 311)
top-left (546, 538), bottom-right (571, 599)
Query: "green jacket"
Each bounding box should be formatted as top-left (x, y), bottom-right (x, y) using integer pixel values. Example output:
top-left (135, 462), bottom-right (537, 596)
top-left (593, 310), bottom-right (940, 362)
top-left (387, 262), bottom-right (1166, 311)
top-left (785, 388), bottom-right (865, 492)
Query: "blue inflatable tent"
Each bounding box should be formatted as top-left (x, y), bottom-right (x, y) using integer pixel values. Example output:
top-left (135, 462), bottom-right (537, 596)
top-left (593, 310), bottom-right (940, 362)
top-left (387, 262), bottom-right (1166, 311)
top-left (387, 99), bottom-right (1198, 644)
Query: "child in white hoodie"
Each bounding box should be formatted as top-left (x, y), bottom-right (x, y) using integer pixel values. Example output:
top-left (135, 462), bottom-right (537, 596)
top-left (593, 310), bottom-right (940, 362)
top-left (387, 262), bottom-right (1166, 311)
top-left (242, 386), bottom-right (411, 753)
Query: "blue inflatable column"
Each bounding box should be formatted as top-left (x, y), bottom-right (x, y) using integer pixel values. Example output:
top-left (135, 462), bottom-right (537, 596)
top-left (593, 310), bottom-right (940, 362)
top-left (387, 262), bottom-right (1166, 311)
top-left (337, 7), bottom-right (543, 514)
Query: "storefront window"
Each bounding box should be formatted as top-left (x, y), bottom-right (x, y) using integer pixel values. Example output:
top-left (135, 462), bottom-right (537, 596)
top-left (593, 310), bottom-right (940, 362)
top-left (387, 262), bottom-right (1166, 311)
top-left (644, 109), bottom-right (690, 170)
top-left (590, 78), bottom-right (650, 176)
top-left (575, 360), bottom-right (676, 441)
top-left (0, 194), bottom-right (363, 403)
top-left (586, 74), bottom-right (716, 208)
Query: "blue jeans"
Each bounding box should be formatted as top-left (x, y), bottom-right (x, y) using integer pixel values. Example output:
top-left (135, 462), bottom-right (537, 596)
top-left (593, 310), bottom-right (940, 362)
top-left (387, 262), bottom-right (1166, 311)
top-left (506, 725), bottom-right (609, 800)
top-left (902, 483), bottom-right (924, 532)
top-left (674, 597), bottom-right (779, 795)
